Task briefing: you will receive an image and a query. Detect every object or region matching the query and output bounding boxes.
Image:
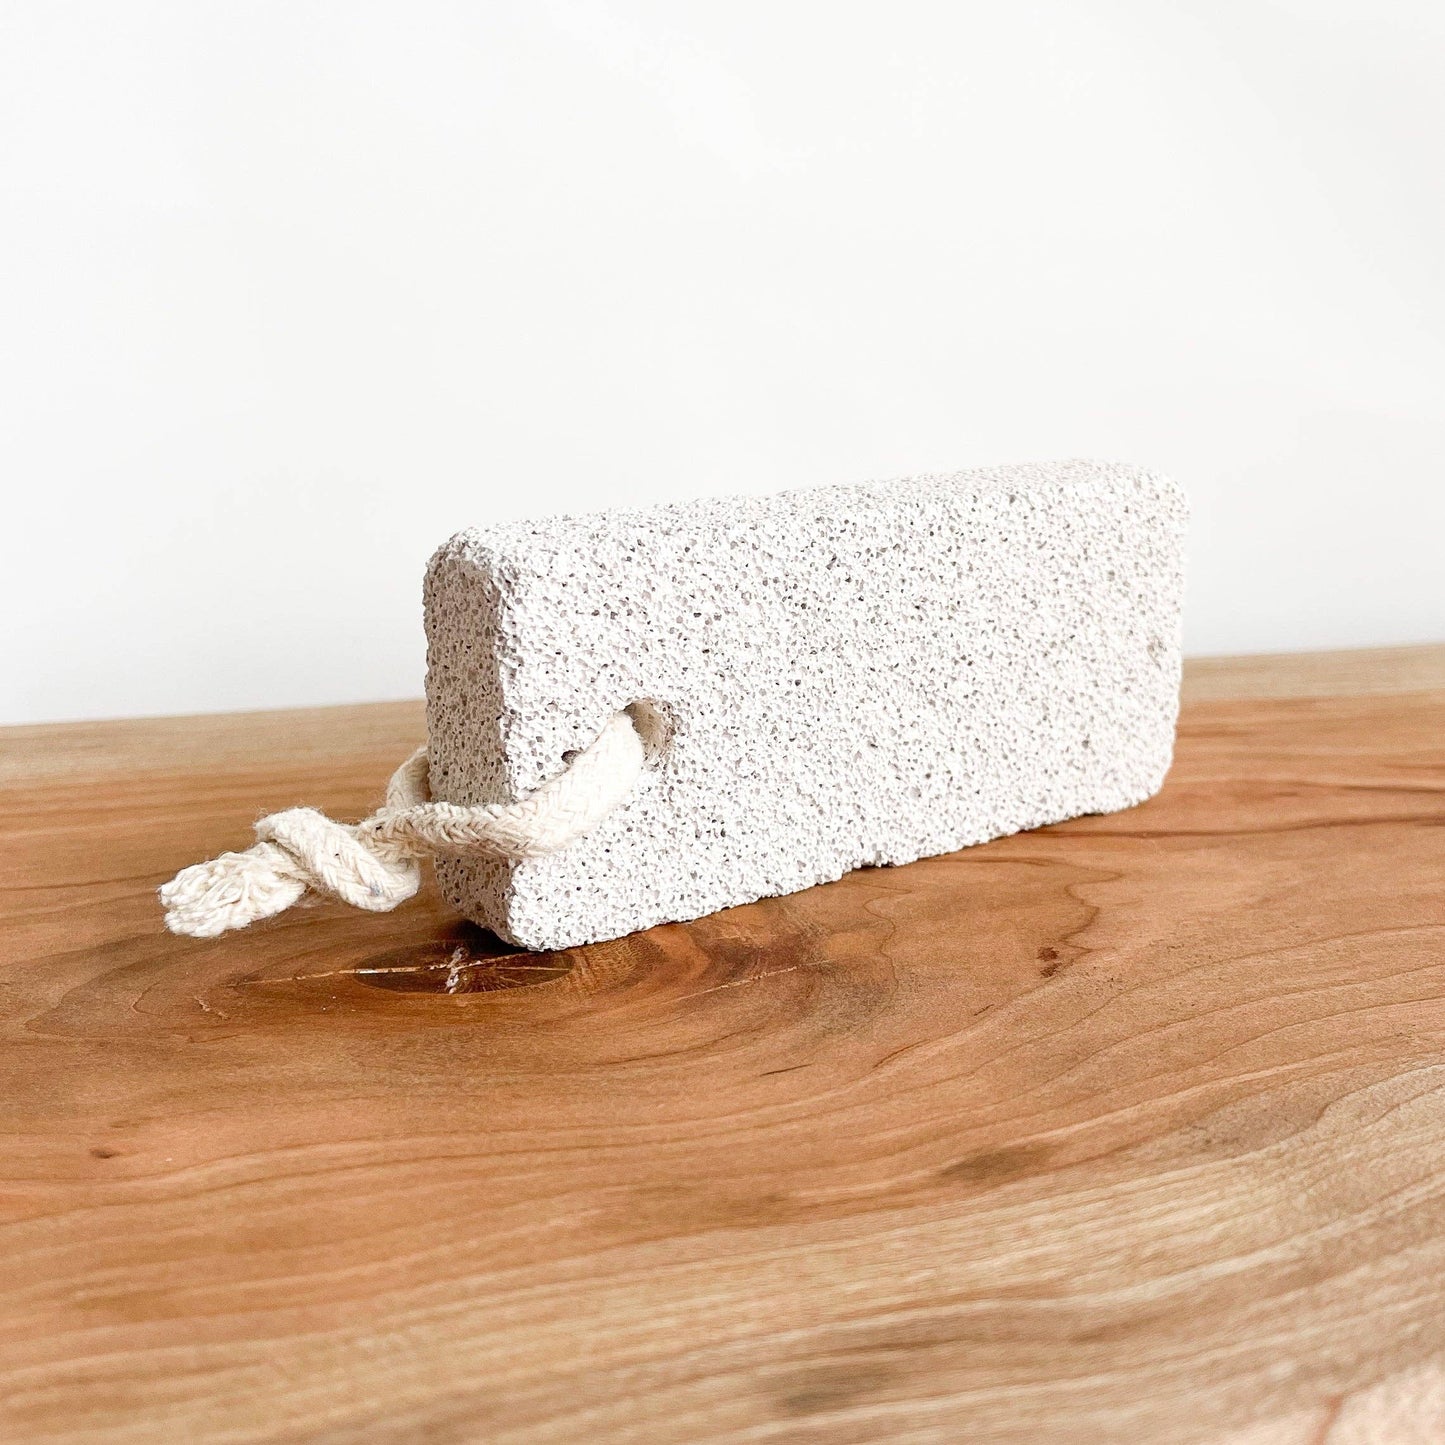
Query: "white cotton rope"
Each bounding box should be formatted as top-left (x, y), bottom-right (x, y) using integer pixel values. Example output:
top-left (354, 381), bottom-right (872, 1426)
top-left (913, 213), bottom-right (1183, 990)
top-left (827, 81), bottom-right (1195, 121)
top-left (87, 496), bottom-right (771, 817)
top-left (158, 711), bottom-right (647, 939)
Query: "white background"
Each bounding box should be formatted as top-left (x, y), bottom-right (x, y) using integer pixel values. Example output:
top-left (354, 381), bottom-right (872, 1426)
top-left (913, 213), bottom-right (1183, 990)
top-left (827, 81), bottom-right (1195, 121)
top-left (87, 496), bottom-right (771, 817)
top-left (3, 0), bottom-right (1441, 725)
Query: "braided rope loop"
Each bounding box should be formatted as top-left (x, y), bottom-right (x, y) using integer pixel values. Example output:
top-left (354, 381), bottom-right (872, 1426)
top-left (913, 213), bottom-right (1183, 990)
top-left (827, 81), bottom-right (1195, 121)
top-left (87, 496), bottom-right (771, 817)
top-left (159, 711), bottom-right (646, 938)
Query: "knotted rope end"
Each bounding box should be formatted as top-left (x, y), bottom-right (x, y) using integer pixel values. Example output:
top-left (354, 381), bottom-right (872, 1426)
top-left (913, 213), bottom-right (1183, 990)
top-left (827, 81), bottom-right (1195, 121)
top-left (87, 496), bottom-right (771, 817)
top-left (159, 714), bottom-right (646, 940)
top-left (159, 841), bottom-right (307, 938)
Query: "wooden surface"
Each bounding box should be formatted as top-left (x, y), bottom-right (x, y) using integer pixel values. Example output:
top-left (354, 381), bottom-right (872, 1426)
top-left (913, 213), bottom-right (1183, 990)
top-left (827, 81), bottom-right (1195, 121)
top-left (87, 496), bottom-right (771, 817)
top-left (2, 648), bottom-right (1443, 1444)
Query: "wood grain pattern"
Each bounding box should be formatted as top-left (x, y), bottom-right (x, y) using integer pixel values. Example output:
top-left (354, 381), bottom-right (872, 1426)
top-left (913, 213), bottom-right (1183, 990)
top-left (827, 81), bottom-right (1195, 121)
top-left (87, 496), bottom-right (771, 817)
top-left (1, 650), bottom-right (1442, 1444)
top-left (1180, 641), bottom-right (1445, 702)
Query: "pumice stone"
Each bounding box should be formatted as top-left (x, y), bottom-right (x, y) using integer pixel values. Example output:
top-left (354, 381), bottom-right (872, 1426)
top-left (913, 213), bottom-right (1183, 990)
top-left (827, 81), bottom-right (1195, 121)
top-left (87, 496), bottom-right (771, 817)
top-left (423, 459), bottom-right (1187, 951)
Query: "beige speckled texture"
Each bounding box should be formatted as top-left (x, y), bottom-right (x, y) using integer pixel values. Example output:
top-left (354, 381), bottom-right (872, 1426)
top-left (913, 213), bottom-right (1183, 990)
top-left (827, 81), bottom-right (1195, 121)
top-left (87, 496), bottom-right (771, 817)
top-left (423, 459), bottom-right (1187, 950)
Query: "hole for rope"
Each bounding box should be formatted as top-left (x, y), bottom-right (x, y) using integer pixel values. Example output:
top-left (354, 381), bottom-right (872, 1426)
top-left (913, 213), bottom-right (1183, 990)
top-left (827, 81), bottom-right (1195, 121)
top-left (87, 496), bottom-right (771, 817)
top-left (624, 699), bottom-right (674, 768)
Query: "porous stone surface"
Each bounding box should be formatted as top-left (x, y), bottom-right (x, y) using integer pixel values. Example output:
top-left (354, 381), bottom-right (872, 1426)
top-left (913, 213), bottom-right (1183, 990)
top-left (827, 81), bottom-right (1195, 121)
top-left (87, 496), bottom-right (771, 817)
top-left (424, 460), bottom-right (1188, 950)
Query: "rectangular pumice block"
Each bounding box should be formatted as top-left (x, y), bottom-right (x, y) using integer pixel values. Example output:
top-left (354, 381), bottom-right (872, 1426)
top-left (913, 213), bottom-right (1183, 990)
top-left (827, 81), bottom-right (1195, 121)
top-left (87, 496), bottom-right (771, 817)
top-left (423, 459), bottom-right (1187, 951)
